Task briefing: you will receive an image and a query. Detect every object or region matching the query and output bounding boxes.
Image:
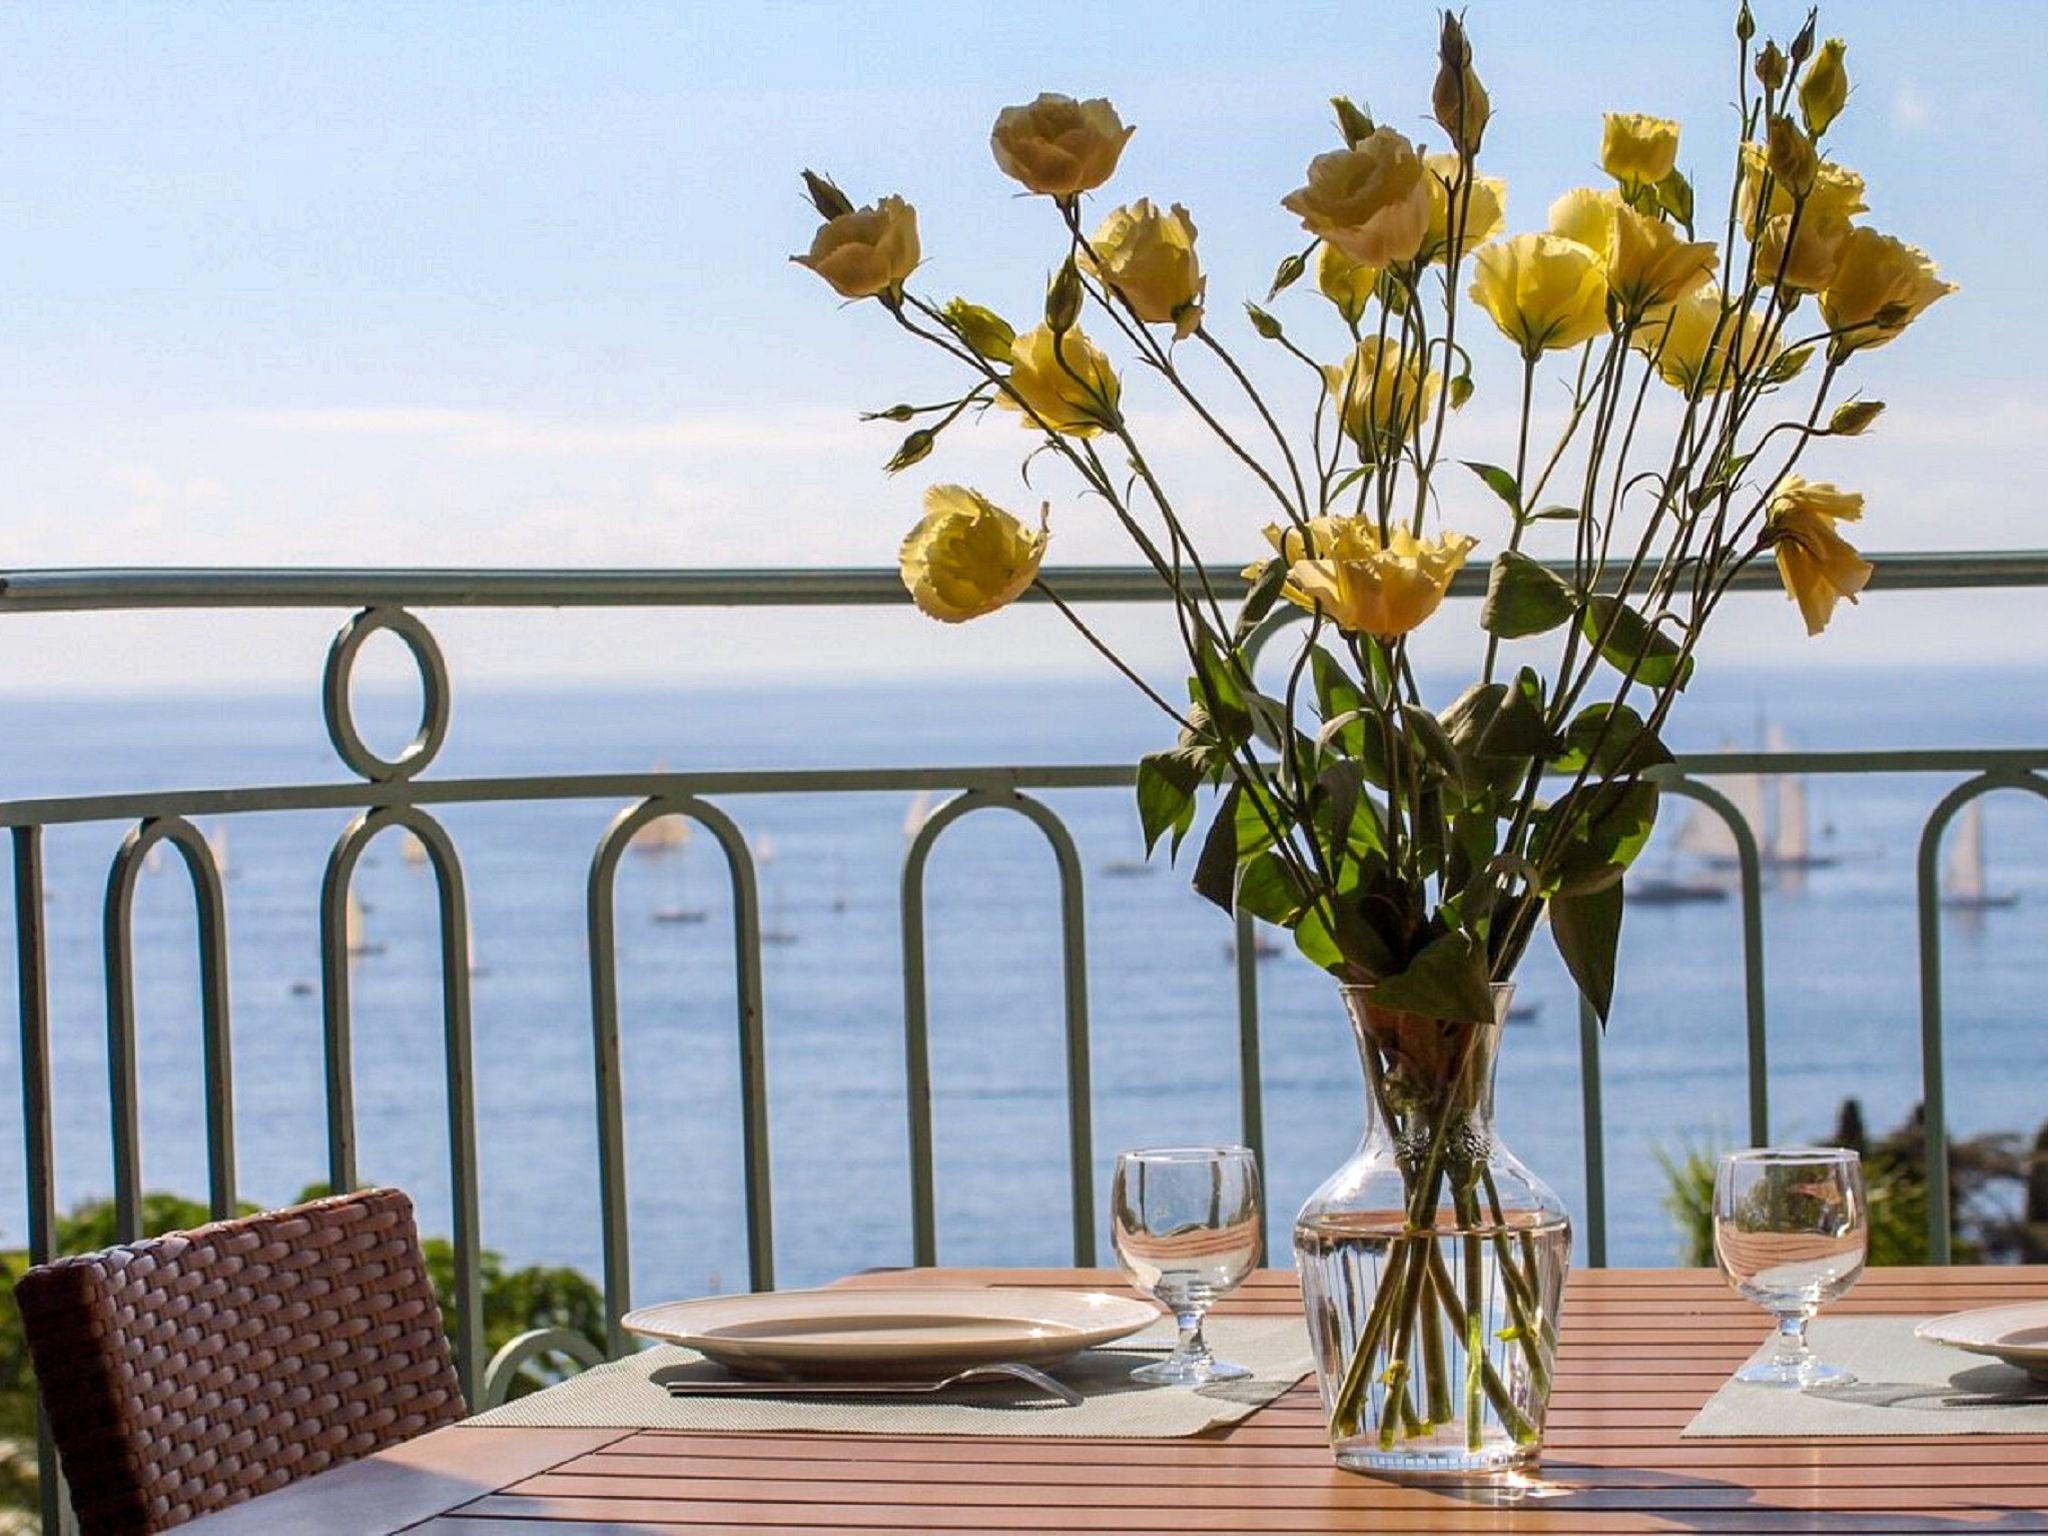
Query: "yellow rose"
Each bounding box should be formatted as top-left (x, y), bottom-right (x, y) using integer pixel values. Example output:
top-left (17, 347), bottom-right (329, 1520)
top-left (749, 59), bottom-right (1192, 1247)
top-left (1419, 154), bottom-right (1506, 264)
top-left (989, 94), bottom-right (1135, 199)
top-left (1324, 339), bottom-right (1439, 455)
top-left (1819, 228), bottom-right (1956, 354)
top-left (1600, 113), bottom-right (1681, 187)
top-left (1548, 187), bottom-right (1620, 260)
top-left (1763, 477), bottom-right (1871, 635)
top-left (1274, 523), bottom-right (1479, 638)
top-left (790, 195), bottom-right (920, 300)
top-left (1281, 127), bottom-right (1432, 268)
top-left (1739, 144), bottom-right (1866, 232)
top-left (899, 486), bottom-right (1049, 623)
top-left (997, 324), bottom-right (1122, 437)
top-left (1314, 241), bottom-right (1379, 325)
top-left (1754, 210), bottom-right (1852, 291)
top-left (1605, 205), bottom-right (1716, 317)
top-left (1799, 38), bottom-right (1849, 137)
top-left (1083, 199), bottom-right (1205, 338)
top-left (1469, 233), bottom-right (1610, 358)
top-left (1633, 285), bottom-right (1774, 394)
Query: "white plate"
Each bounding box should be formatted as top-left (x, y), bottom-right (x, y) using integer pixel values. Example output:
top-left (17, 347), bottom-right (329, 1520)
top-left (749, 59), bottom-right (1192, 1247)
top-left (1915, 1302), bottom-right (2048, 1382)
top-left (621, 1286), bottom-right (1161, 1378)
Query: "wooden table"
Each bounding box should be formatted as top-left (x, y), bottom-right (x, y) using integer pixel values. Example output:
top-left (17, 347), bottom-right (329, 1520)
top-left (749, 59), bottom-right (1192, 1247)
top-left (185, 1265), bottom-right (2048, 1534)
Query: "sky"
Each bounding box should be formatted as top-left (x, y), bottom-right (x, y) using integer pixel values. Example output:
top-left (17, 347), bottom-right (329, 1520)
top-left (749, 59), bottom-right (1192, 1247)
top-left (1, 0), bottom-right (2044, 694)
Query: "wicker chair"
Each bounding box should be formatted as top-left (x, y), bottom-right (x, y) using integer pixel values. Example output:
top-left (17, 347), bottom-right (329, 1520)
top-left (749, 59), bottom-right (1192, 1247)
top-left (15, 1186), bottom-right (466, 1535)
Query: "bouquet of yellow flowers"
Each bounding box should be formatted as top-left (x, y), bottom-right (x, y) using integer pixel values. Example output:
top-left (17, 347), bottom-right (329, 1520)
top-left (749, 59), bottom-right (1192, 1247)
top-left (797, 4), bottom-right (1948, 1476)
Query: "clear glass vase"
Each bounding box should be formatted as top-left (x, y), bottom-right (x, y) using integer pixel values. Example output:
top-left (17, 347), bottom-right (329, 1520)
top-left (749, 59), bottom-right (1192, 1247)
top-left (1293, 983), bottom-right (1570, 1478)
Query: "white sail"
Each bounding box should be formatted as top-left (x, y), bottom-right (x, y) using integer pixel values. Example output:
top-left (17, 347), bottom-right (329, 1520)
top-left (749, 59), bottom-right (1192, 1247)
top-left (756, 832), bottom-right (778, 865)
top-left (401, 830), bottom-right (429, 866)
top-left (904, 790), bottom-right (934, 839)
top-left (1777, 775), bottom-right (1808, 862)
top-left (1676, 738), bottom-right (1766, 859)
top-left (631, 814), bottom-right (690, 851)
top-left (209, 825), bottom-right (230, 877)
top-left (346, 891), bottom-right (368, 954)
top-left (1945, 801), bottom-right (1986, 901)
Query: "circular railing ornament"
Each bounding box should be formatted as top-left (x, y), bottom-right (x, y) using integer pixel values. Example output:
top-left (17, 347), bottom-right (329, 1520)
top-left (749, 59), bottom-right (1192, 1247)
top-left (322, 606), bottom-right (451, 781)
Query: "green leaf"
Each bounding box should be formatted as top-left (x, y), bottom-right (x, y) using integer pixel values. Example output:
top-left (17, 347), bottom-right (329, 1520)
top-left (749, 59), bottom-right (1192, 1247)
top-left (1192, 784), bottom-right (1243, 913)
top-left (1478, 668), bottom-right (1550, 759)
top-left (1481, 551), bottom-right (1575, 639)
top-left (1236, 850), bottom-right (1309, 926)
top-left (1534, 781), bottom-right (1661, 896)
top-left (1580, 596), bottom-right (1693, 690)
top-left (1462, 460), bottom-right (1522, 517)
top-left (1400, 703), bottom-right (1461, 780)
top-left (1190, 632), bottom-right (1254, 747)
top-left (1551, 703), bottom-right (1675, 777)
top-left (1234, 558), bottom-right (1289, 642)
top-left (1135, 751), bottom-right (1202, 857)
top-left (1527, 504), bottom-right (1583, 522)
top-left (1551, 881), bottom-right (1624, 1024)
top-left (1292, 904), bottom-right (1345, 972)
top-left (1656, 168), bottom-right (1695, 231)
top-left (1366, 930), bottom-right (1494, 1023)
top-left (1316, 760), bottom-right (1385, 864)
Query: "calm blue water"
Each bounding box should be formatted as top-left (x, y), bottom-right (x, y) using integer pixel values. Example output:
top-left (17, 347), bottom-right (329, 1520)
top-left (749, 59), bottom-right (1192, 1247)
top-left (0, 669), bottom-right (2043, 1298)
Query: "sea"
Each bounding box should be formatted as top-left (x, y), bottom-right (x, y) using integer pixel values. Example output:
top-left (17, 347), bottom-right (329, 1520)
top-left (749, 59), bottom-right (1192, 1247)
top-left (1, 667), bottom-right (2043, 1297)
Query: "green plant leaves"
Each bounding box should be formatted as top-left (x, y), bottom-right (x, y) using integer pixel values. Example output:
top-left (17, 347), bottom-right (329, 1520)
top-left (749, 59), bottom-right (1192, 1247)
top-left (1551, 880), bottom-right (1624, 1024)
top-left (1581, 596), bottom-right (1693, 690)
top-left (1551, 703), bottom-right (1675, 777)
top-left (1532, 781), bottom-right (1661, 896)
top-left (1365, 929), bottom-right (1494, 1023)
top-left (1462, 460), bottom-right (1522, 517)
top-left (1482, 551), bottom-right (1575, 639)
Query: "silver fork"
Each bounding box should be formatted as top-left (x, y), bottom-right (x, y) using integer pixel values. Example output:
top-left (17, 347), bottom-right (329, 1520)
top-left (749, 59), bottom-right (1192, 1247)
top-left (656, 1360), bottom-right (1083, 1407)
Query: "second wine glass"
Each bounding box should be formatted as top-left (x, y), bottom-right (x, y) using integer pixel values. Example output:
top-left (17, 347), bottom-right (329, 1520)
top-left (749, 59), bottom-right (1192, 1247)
top-left (1111, 1146), bottom-right (1262, 1385)
top-left (1713, 1147), bottom-right (1868, 1388)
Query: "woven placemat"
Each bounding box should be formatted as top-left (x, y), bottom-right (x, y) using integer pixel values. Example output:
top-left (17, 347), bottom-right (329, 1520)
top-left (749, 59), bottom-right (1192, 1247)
top-left (1683, 1315), bottom-right (2048, 1437)
top-left (467, 1315), bottom-right (1312, 1438)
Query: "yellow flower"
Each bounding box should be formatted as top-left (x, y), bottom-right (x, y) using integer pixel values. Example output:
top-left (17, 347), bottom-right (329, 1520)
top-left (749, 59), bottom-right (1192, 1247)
top-left (1604, 205), bottom-right (1716, 318)
top-left (1633, 285), bottom-right (1774, 394)
top-left (1819, 228), bottom-right (1956, 354)
top-left (1281, 127), bottom-right (1432, 268)
top-left (1548, 187), bottom-right (1620, 260)
top-left (1324, 339), bottom-right (1439, 454)
top-left (989, 94), bottom-right (1135, 198)
top-left (1739, 144), bottom-right (1866, 232)
top-left (1267, 521), bottom-right (1479, 638)
top-left (997, 324), bottom-right (1121, 437)
top-left (1799, 38), bottom-right (1850, 137)
top-left (1754, 210), bottom-right (1852, 291)
top-left (1314, 241), bottom-right (1379, 325)
top-left (1601, 113), bottom-right (1681, 187)
top-left (1083, 199), bottom-right (1205, 338)
top-left (1469, 233), bottom-right (1610, 358)
top-left (899, 486), bottom-right (1049, 623)
top-left (1419, 154), bottom-right (1506, 264)
top-left (1764, 477), bottom-right (1871, 635)
top-left (790, 195), bottom-right (920, 300)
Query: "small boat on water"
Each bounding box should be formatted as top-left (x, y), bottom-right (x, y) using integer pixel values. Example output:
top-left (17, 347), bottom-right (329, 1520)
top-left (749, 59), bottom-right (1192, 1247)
top-left (1942, 801), bottom-right (2019, 912)
top-left (1101, 859), bottom-right (1155, 878)
top-left (1506, 998), bottom-right (1542, 1024)
top-left (1630, 871), bottom-right (1731, 906)
top-left (1223, 931), bottom-right (1281, 963)
top-left (346, 891), bottom-right (385, 957)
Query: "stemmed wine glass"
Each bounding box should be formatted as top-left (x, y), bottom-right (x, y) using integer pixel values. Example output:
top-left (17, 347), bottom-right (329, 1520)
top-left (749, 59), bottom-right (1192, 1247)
top-left (1110, 1146), bottom-right (1262, 1385)
top-left (1713, 1147), bottom-right (1868, 1388)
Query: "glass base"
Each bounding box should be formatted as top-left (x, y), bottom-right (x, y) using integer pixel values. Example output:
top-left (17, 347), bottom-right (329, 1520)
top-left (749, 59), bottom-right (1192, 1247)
top-left (1735, 1357), bottom-right (1853, 1389)
top-left (1333, 1428), bottom-right (1539, 1480)
top-left (1130, 1355), bottom-right (1252, 1386)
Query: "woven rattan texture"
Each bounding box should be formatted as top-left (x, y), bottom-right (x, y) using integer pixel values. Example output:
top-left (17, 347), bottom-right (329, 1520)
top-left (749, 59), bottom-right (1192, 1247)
top-left (15, 1186), bottom-right (464, 1535)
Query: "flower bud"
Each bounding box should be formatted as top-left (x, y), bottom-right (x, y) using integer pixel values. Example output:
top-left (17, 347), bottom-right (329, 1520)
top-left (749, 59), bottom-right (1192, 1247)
top-left (886, 429), bottom-right (937, 474)
top-left (1767, 116), bottom-right (1818, 196)
top-left (1736, 1), bottom-right (1755, 43)
top-left (1244, 302), bottom-right (1285, 340)
top-left (1431, 13), bottom-right (1490, 155)
top-left (1755, 42), bottom-right (1787, 92)
top-left (800, 170), bottom-right (855, 221)
top-left (1045, 259), bottom-right (1084, 334)
top-left (1828, 400), bottom-right (1885, 436)
top-left (1789, 10), bottom-right (1817, 65)
top-left (943, 299), bottom-right (1017, 362)
top-left (1331, 96), bottom-right (1376, 149)
top-left (1268, 249), bottom-right (1308, 300)
top-left (1799, 38), bottom-right (1848, 137)
top-left (864, 403), bottom-right (918, 423)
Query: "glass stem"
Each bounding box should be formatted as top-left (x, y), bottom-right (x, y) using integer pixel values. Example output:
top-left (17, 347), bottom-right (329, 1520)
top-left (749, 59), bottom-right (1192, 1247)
top-left (1774, 1313), bottom-right (1812, 1366)
top-left (1175, 1308), bottom-right (1212, 1368)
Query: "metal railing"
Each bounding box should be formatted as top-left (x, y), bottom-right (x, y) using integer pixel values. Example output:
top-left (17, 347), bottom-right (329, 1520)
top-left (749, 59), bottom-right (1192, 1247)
top-left (2, 552), bottom-right (2042, 1525)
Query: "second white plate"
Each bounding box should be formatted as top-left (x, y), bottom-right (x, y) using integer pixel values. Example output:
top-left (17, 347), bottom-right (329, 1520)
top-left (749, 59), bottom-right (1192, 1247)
top-left (622, 1286), bottom-right (1160, 1378)
top-left (1915, 1302), bottom-right (2048, 1381)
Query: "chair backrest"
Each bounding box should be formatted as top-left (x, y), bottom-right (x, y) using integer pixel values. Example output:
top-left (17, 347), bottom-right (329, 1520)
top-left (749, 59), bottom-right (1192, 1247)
top-left (15, 1186), bottom-right (465, 1535)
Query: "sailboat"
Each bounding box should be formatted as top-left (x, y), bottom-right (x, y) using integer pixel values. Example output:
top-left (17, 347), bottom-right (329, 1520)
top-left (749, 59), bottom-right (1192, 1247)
top-left (757, 832), bottom-right (798, 946)
top-left (345, 891), bottom-right (385, 957)
top-left (651, 814), bottom-right (707, 925)
top-left (209, 824), bottom-right (232, 880)
top-left (1942, 801), bottom-right (2019, 911)
top-left (1672, 729), bottom-right (1836, 881)
top-left (400, 830), bottom-right (429, 868)
top-left (903, 790), bottom-right (934, 842)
